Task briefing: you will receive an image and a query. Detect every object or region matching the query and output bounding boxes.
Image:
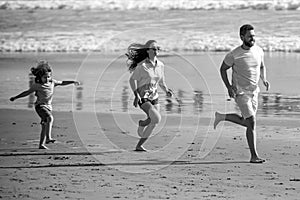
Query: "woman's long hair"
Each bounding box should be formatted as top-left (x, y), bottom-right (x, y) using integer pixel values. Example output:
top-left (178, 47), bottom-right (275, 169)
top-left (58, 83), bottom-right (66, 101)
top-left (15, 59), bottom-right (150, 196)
top-left (31, 60), bottom-right (52, 83)
top-left (125, 40), bottom-right (156, 73)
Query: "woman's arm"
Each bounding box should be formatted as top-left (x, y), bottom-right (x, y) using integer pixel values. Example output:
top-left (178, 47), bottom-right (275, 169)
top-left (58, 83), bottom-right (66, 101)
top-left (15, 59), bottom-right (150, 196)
top-left (158, 66), bottom-right (172, 97)
top-left (129, 77), bottom-right (141, 107)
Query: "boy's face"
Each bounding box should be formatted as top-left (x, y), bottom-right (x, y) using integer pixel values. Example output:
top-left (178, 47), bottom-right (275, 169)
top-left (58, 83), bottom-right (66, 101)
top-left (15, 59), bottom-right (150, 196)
top-left (41, 72), bottom-right (52, 83)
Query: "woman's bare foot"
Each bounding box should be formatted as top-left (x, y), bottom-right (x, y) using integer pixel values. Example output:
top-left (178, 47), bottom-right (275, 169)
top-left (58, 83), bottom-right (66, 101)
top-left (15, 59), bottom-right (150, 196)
top-left (45, 139), bottom-right (56, 144)
top-left (39, 145), bottom-right (49, 149)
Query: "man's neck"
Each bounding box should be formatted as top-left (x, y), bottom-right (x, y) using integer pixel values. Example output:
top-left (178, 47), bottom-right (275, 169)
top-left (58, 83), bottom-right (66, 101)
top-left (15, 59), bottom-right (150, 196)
top-left (241, 44), bottom-right (251, 50)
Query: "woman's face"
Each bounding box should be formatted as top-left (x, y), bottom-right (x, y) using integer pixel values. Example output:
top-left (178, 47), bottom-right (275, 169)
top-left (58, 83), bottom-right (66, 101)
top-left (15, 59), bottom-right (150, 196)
top-left (41, 72), bottom-right (52, 83)
top-left (147, 42), bottom-right (160, 58)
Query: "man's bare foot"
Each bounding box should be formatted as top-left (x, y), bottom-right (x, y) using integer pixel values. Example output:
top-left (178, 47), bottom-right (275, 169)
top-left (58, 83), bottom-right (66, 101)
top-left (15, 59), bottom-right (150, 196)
top-left (39, 145), bottom-right (49, 149)
top-left (250, 157), bottom-right (265, 163)
top-left (214, 112), bottom-right (222, 129)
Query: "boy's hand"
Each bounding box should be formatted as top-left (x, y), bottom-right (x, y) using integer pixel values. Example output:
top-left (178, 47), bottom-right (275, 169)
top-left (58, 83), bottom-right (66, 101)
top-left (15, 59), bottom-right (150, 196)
top-left (10, 97), bottom-right (16, 102)
top-left (74, 81), bottom-right (80, 86)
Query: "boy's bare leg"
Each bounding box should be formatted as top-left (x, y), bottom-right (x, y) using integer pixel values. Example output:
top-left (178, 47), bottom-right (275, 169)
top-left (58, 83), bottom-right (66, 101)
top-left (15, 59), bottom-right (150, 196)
top-left (45, 116), bottom-right (55, 143)
top-left (39, 123), bottom-right (48, 149)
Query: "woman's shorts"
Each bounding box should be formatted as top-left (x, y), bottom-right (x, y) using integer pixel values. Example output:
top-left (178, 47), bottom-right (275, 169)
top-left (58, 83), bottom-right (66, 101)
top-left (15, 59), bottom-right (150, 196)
top-left (235, 92), bottom-right (258, 119)
top-left (138, 98), bottom-right (159, 107)
top-left (35, 105), bottom-right (52, 124)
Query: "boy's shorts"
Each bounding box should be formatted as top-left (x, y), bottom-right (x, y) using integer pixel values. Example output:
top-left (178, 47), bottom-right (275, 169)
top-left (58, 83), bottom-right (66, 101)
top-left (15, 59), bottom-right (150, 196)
top-left (235, 92), bottom-right (258, 119)
top-left (35, 105), bottom-right (52, 124)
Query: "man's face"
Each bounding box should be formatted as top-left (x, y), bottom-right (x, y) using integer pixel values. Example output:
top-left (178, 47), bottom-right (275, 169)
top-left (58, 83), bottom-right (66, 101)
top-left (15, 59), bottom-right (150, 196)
top-left (241, 30), bottom-right (256, 47)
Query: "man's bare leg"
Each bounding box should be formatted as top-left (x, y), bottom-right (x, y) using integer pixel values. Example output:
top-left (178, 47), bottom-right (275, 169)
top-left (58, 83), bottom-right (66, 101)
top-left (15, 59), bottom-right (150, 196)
top-left (214, 112), bottom-right (265, 163)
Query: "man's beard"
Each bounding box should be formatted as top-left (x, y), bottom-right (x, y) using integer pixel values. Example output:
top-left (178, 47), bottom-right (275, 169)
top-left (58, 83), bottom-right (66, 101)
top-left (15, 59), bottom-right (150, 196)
top-left (244, 40), bottom-right (255, 47)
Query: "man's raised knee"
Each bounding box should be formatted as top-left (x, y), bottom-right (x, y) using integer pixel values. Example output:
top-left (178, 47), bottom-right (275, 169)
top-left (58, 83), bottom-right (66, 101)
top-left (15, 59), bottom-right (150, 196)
top-left (245, 116), bottom-right (255, 129)
top-left (46, 115), bottom-right (54, 123)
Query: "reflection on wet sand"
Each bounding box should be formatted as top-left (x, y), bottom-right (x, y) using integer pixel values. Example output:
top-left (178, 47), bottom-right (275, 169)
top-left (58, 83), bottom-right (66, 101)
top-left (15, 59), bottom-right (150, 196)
top-left (28, 72), bottom-right (35, 108)
top-left (75, 84), bottom-right (83, 110)
top-left (33, 81), bottom-right (300, 118)
top-left (260, 93), bottom-right (300, 117)
top-left (121, 85), bottom-right (129, 112)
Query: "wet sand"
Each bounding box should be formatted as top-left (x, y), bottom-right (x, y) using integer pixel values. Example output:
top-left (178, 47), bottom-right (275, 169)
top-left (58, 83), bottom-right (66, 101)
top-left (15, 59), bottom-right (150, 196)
top-left (0, 108), bottom-right (299, 199)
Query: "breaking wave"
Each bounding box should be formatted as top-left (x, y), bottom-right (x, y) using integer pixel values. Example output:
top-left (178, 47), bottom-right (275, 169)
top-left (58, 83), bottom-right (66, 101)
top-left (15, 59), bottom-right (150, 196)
top-left (0, 0), bottom-right (299, 11)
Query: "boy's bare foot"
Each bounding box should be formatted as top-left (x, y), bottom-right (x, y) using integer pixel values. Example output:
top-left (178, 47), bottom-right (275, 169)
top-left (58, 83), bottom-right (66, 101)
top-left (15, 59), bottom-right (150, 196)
top-left (250, 157), bottom-right (265, 163)
top-left (39, 145), bottom-right (49, 149)
top-left (45, 139), bottom-right (56, 144)
top-left (214, 112), bottom-right (222, 129)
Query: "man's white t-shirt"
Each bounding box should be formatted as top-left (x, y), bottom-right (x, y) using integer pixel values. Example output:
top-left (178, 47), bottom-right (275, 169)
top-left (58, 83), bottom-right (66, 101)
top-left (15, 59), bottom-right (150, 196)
top-left (224, 45), bottom-right (264, 95)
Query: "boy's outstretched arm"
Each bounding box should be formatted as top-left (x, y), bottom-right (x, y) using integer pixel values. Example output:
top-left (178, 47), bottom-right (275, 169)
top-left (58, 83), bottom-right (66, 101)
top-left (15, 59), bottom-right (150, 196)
top-left (58, 81), bottom-right (80, 86)
top-left (10, 89), bottom-right (34, 101)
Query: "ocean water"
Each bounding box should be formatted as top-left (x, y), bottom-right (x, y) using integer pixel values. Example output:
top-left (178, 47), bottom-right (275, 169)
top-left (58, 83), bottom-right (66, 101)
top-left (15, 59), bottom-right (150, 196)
top-left (0, 0), bottom-right (300, 53)
top-left (0, 0), bottom-right (300, 118)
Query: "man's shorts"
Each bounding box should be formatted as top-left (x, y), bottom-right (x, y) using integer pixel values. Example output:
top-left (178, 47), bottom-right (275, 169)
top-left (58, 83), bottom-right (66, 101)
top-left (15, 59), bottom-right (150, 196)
top-left (35, 105), bottom-right (52, 124)
top-left (235, 92), bottom-right (258, 119)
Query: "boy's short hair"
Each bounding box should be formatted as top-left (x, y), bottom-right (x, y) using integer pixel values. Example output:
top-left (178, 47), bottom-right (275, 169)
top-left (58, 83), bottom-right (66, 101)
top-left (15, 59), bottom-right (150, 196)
top-left (240, 24), bottom-right (254, 36)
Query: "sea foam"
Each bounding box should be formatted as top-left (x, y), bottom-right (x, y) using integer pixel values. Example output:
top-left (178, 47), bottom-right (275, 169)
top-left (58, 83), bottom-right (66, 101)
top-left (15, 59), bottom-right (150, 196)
top-left (0, 0), bottom-right (299, 11)
top-left (1, 30), bottom-right (300, 53)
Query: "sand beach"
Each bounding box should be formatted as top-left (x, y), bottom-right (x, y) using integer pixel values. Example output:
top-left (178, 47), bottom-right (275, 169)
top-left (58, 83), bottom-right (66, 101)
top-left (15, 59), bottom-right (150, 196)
top-left (0, 108), bottom-right (299, 199)
top-left (1, 0), bottom-right (300, 199)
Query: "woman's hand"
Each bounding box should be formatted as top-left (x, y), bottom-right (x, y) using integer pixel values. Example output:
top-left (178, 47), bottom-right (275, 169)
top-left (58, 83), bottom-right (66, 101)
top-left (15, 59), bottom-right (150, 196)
top-left (133, 96), bottom-right (141, 107)
top-left (166, 89), bottom-right (173, 98)
top-left (10, 97), bottom-right (16, 102)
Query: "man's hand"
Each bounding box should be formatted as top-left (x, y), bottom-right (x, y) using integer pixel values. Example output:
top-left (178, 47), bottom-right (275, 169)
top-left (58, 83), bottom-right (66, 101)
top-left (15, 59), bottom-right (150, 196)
top-left (74, 81), bottom-right (80, 86)
top-left (9, 97), bottom-right (16, 102)
top-left (263, 80), bottom-right (270, 91)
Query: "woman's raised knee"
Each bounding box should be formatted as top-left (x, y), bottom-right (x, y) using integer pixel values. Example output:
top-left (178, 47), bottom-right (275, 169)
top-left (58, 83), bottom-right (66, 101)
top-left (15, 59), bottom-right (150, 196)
top-left (149, 108), bottom-right (161, 124)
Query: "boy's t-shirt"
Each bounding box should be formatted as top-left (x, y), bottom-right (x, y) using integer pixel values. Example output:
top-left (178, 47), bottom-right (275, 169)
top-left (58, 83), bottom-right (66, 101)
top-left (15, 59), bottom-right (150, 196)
top-left (29, 79), bottom-right (62, 111)
top-left (224, 45), bottom-right (264, 94)
top-left (130, 59), bottom-right (166, 100)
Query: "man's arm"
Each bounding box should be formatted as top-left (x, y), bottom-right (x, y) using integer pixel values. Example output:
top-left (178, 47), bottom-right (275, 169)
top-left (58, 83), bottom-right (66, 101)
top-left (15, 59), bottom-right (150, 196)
top-left (260, 62), bottom-right (270, 91)
top-left (220, 61), bottom-right (235, 98)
